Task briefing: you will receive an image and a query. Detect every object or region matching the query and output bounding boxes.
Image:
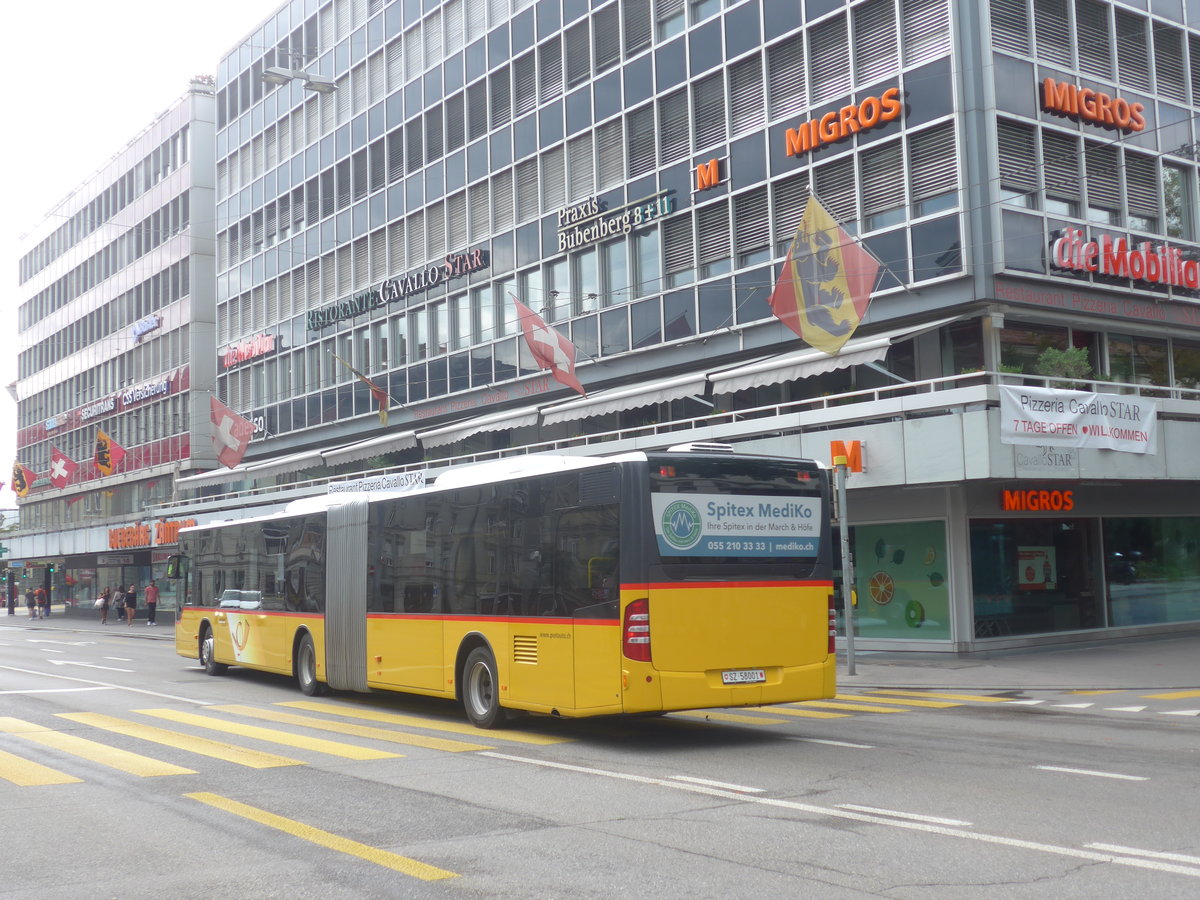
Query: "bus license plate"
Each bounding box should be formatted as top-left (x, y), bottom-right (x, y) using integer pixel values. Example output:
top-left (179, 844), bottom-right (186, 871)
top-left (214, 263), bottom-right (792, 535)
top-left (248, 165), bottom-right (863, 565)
top-left (722, 669), bottom-right (765, 685)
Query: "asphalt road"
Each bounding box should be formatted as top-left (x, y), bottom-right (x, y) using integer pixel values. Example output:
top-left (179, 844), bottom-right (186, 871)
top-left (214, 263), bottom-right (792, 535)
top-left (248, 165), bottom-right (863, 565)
top-left (2, 623), bottom-right (1198, 898)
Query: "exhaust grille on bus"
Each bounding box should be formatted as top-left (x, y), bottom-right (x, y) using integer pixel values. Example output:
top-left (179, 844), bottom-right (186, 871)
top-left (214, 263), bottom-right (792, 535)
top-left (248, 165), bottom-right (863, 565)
top-left (623, 598), bottom-right (651, 662)
top-left (513, 635), bottom-right (538, 665)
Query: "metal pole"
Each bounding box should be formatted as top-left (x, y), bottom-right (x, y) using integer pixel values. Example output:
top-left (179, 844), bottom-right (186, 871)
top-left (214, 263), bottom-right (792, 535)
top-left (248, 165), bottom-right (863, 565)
top-left (835, 460), bottom-right (857, 676)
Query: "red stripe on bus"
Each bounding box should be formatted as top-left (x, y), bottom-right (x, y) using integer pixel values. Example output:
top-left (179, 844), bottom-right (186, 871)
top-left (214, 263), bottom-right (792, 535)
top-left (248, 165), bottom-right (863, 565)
top-left (636, 581), bottom-right (833, 591)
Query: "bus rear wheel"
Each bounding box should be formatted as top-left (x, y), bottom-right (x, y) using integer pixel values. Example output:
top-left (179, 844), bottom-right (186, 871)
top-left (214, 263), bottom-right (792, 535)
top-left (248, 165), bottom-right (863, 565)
top-left (463, 646), bottom-right (506, 729)
top-left (200, 627), bottom-right (227, 676)
top-left (296, 632), bottom-right (325, 696)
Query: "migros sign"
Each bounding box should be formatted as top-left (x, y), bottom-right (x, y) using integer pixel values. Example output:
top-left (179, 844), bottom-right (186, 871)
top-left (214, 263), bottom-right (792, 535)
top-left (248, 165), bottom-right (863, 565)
top-left (785, 88), bottom-right (902, 157)
top-left (1041, 77), bottom-right (1145, 133)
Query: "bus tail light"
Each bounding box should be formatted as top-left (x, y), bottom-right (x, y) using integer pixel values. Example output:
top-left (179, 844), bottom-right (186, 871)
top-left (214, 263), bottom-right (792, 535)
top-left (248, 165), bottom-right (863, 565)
top-left (828, 594), bottom-right (837, 655)
top-left (623, 598), bottom-right (651, 662)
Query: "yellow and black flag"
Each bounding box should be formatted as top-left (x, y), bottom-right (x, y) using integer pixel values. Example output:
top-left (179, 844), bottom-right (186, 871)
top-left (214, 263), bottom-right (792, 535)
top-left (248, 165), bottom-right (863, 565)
top-left (11, 461), bottom-right (36, 498)
top-left (94, 430), bottom-right (127, 477)
top-left (331, 353), bottom-right (391, 426)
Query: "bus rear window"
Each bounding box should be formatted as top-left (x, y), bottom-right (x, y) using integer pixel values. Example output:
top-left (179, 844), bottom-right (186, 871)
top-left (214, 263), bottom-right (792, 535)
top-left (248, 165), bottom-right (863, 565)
top-left (647, 454), bottom-right (825, 565)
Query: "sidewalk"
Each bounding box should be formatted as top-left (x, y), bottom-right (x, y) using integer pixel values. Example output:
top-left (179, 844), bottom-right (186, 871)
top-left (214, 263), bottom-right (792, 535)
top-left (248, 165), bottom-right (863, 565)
top-left (3, 606), bottom-right (1197, 692)
top-left (841, 631), bottom-right (1200, 692)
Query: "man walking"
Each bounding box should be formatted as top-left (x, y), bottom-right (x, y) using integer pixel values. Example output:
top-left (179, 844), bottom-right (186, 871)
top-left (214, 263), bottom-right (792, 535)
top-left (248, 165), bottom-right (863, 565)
top-left (144, 580), bottom-right (159, 626)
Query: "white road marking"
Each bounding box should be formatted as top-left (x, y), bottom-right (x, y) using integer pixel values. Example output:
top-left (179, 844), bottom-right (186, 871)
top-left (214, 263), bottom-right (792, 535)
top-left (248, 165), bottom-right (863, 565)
top-left (836, 804), bottom-right (972, 827)
top-left (0, 664), bottom-right (209, 705)
top-left (49, 660), bottom-right (134, 673)
top-left (40, 649), bottom-right (64, 653)
top-left (1160, 709), bottom-right (1200, 717)
top-left (1053, 703), bottom-right (1094, 709)
top-left (104, 657), bottom-right (134, 662)
top-left (1105, 706), bottom-right (1148, 712)
top-left (788, 737), bottom-right (875, 749)
top-left (1006, 699), bottom-right (1045, 706)
top-left (1035, 765), bottom-right (1147, 781)
top-left (669, 775), bottom-right (764, 793)
top-left (0, 687), bottom-right (114, 695)
top-left (27, 640), bottom-right (96, 646)
top-left (481, 752), bottom-right (1200, 878)
top-left (1086, 844), bottom-right (1200, 866)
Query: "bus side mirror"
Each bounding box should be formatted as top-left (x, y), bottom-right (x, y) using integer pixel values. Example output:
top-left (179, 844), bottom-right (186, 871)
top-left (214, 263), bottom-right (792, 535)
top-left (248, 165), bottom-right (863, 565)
top-left (165, 556), bottom-right (183, 580)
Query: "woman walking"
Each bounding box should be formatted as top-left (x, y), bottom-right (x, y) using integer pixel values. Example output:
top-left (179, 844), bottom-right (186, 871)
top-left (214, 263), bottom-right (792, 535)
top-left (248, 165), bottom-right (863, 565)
top-left (124, 584), bottom-right (138, 625)
top-left (99, 586), bottom-right (112, 624)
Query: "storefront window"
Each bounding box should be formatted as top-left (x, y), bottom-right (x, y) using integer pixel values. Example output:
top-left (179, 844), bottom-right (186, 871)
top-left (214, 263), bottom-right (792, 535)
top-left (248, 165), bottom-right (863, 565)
top-left (1107, 334), bottom-right (1169, 394)
top-left (970, 519), bottom-right (1103, 637)
top-left (1173, 339), bottom-right (1200, 390)
top-left (999, 322), bottom-right (1068, 374)
top-left (1103, 517), bottom-right (1200, 626)
top-left (852, 521), bottom-right (950, 640)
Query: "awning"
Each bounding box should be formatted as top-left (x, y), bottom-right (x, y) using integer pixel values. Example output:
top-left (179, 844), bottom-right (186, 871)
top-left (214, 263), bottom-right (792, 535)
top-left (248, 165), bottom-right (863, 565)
top-left (540, 372), bottom-right (710, 426)
top-left (417, 405), bottom-right (542, 449)
top-left (174, 447), bottom-right (326, 490)
top-left (708, 316), bottom-right (962, 395)
top-left (322, 430), bottom-right (418, 466)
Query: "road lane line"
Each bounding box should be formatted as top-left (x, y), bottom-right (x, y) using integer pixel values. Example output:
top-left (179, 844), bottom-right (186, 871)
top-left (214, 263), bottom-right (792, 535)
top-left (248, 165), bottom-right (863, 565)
top-left (1006, 700), bottom-right (1045, 705)
top-left (670, 775), bottom-right (764, 793)
top-left (789, 738), bottom-right (875, 749)
top-left (0, 687), bottom-right (114, 695)
top-left (480, 752), bottom-right (1200, 879)
top-left (1086, 843), bottom-right (1200, 866)
top-left (0, 716), bottom-right (195, 777)
top-left (186, 792), bottom-right (457, 881)
top-left (749, 705), bottom-right (848, 719)
top-left (57, 713), bottom-right (303, 769)
top-left (1144, 690), bottom-right (1200, 700)
top-left (671, 710), bottom-right (789, 725)
top-left (279, 700), bottom-right (572, 744)
top-left (795, 700), bottom-right (905, 714)
top-left (837, 804), bottom-right (972, 827)
top-left (1105, 706), bottom-right (1147, 712)
top-left (134, 708), bottom-right (400, 761)
top-left (1052, 703), bottom-right (1095, 709)
top-left (850, 694), bottom-right (960, 708)
top-left (209, 705), bottom-right (492, 753)
top-left (1160, 709), bottom-right (1200, 716)
top-left (0, 747), bottom-right (82, 786)
top-left (868, 689), bottom-right (1011, 703)
top-left (1035, 765), bottom-right (1147, 781)
top-left (0, 664), bottom-right (209, 705)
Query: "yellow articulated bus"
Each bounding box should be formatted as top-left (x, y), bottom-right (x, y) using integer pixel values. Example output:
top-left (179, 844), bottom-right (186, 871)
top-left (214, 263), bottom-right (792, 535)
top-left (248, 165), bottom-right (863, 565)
top-left (170, 447), bottom-right (835, 728)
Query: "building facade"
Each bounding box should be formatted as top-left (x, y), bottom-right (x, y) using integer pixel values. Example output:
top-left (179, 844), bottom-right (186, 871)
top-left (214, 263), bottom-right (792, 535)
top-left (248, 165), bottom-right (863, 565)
top-left (9, 80), bottom-right (218, 609)
top-left (12, 0), bottom-right (1200, 650)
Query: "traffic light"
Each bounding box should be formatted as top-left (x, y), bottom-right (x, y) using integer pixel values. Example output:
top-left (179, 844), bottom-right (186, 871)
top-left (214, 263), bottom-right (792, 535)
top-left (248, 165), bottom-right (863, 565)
top-left (48, 564), bottom-right (55, 575)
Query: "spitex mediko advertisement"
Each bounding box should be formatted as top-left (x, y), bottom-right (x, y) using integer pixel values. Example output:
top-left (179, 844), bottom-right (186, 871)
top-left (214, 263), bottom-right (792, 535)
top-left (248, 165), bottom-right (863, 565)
top-left (650, 493), bottom-right (822, 557)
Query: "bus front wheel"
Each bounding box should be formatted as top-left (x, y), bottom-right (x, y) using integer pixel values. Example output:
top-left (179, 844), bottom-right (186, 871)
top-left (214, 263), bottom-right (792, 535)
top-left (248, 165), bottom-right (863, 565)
top-left (200, 627), bottom-right (227, 676)
top-left (296, 632), bottom-right (325, 696)
top-left (463, 646), bottom-right (506, 729)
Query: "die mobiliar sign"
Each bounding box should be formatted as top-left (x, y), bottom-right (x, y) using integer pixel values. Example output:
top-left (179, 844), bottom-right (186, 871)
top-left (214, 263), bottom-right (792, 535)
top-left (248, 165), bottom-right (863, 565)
top-left (307, 248), bottom-right (489, 330)
top-left (1051, 227), bottom-right (1200, 290)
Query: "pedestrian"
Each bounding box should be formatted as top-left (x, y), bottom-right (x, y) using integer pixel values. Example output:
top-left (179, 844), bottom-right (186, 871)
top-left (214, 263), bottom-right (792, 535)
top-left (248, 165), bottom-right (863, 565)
top-left (99, 586), bottom-right (112, 625)
top-left (144, 580), bottom-right (159, 626)
top-left (25, 588), bottom-right (38, 619)
top-left (112, 585), bottom-right (126, 623)
top-left (35, 587), bottom-right (48, 619)
top-left (124, 584), bottom-right (138, 625)
top-left (6, 582), bottom-right (14, 615)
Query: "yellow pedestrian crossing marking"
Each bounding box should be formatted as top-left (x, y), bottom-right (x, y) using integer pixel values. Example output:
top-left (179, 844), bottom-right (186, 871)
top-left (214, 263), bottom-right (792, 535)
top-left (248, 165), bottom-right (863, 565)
top-left (280, 700), bottom-right (572, 745)
top-left (756, 705), bottom-right (849, 719)
top-left (57, 712), bottom-right (304, 769)
top-left (1068, 690), bottom-right (1119, 695)
top-left (672, 710), bottom-right (788, 725)
top-left (867, 689), bottom-right (1012, 703)
top-left (209, 705), bottom-right (492, 753)
top-left (797, 700), bottom-right (905, 714)
top-left (841, 694), bottom-right (959, 709)
top-left (0, 747), bottom-right (82, 786)
top-left (134, 709), bottom-right (401, 761)
top-left (187, 792), bottom-right (457, 881)
top-left (0, 716), bottom-right (195, 777)
top-left (1143, 689), bottom-right (1200, 700)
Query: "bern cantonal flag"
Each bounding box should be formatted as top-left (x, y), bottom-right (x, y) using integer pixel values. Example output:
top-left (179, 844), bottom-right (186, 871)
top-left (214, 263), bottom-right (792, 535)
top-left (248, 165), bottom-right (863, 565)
top-left (11, 462), bottom-right (36, 498)
top-left (49, 446), bottom-right (80, 489)
top-left (94, 429), bottom-right (127, 477)
top-left (511, 295), bottom-right (586, 397)
top-left (769, 194), bottom-right (881, 356)
top-left (210, 396), bottom-right (256, 469)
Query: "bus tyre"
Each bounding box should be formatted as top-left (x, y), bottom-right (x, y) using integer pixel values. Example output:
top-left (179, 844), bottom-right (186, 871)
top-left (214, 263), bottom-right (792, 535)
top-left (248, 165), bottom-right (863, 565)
top-left (296, 632), bottom-right (325, 696)
top-left (200, 627), bottom-right (227, 676)
top-left (463, 646), bottom-right (506, 729)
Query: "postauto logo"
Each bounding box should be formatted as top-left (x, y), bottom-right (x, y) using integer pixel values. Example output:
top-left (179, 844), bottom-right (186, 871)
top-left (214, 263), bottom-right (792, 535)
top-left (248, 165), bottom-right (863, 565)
top-left (661, 500), bottom-right (703, 551)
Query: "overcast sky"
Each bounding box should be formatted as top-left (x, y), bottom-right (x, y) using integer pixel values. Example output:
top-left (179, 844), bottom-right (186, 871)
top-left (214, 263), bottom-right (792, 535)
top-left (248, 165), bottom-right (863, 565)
top-left (1, 0), bottom-right (282, 511)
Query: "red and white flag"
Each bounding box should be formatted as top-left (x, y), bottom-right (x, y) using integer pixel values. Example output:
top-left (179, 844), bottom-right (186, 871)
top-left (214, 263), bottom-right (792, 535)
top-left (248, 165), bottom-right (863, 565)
top-left (49, 446), bottom-right (79, 489)
top-left (210, 396), bottom-right (255, 469)
top-left (511, 295), bottom-right (586, 397)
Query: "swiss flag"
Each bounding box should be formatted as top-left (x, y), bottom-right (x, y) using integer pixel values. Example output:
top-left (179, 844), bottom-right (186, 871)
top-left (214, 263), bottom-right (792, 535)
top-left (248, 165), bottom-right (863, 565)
top-left (511, 295), bottom-right (586, 397)
top-left (210, 396), bottom-right (255, 469)
top-left (49, 446), bottom-right (79, 489)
